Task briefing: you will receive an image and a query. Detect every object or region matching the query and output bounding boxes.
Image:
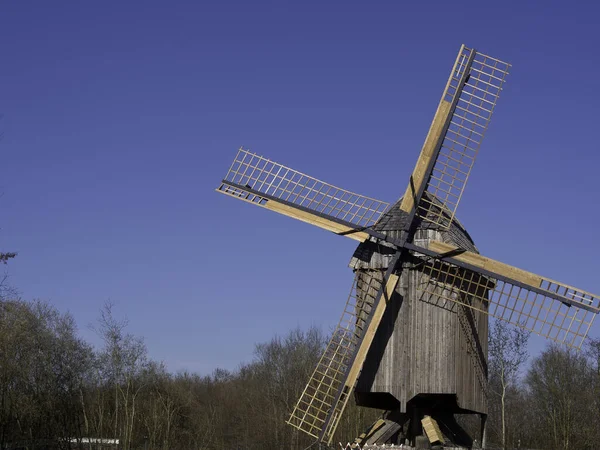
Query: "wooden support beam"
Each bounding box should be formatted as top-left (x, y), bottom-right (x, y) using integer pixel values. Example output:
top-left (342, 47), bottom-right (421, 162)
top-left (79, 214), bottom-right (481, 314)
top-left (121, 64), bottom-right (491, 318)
top-left (422, 415), bottom-right (445, 444)
top-left (345, 274), bottom-right (400, 387)
top-left (354, 418), bottom-right (386, 444)
top-left (264, 200), bottom-right (370, 242)
top-left (427, 240), bottom-right (541, 287)
top-left (427, 240), bottom-right (600, 310)
top-left (399, 100), bottom-right (452, 214)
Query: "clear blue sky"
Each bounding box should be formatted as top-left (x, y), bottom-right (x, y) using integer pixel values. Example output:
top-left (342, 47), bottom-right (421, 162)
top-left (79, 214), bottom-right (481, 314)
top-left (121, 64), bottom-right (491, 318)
top-left (1, 0), bottom-right (599, 374)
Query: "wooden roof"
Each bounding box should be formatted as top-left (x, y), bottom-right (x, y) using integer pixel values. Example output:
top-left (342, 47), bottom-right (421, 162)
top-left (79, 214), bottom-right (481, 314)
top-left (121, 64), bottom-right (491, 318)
top-left (349, 194), bottom-right (478, 270)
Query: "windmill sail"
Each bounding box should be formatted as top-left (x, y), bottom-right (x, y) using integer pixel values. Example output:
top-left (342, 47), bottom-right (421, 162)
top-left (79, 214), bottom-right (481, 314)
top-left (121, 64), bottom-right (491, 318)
top-left (217, 148), bottom-right (390, 241)
top-left (413, 241), bottom-right (600, 349)
top-left (288, 270), bottom-right (399, 444)
top-left (400, 46), bottom-right (510, 228)
top-left (215, 43), bottom-right (600, 447)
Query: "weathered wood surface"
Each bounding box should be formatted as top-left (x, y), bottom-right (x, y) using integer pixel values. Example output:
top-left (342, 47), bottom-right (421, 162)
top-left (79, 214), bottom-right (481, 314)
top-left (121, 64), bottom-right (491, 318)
top-left (350, 207), bottom-right (488, 415)
top-left (399, 99), bottom-right (452, 214)
top-left (427, 240), bottom-right (539, 286)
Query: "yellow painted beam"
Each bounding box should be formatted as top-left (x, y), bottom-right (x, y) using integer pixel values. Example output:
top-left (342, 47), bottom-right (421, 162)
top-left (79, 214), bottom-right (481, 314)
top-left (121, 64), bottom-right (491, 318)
top-left (345, 274), bottom-right (400, 386)
top-left (427, 240), bottom-right (540, 287)
top-left (217, 187), bottom-right (370, 242)
top-left (428, 241), bottom-right (600, 308)
top-left (422, 416), bottom-right (445, 444)
top-left (265, 201), bottom-right (369, 242)
top-left (354, 418), bottom-right (386, 445)
top-left (323, 273), bottom-right (400, 444)
top-left (399, 100), bottom-right (452, 214)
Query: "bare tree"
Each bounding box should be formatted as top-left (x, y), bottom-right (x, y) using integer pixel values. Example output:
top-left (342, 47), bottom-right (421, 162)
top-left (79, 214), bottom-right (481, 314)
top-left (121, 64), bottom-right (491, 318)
top-left (585, 338), bottom-right (600, 443)
top-left (527, 345), bottom-right (595, 450)
top-left (488, 320), bottom-right (530, 449)
top-left (94, 302), bottom-right (150, 450)
top-left (0, 299), bottom-right (92, 448)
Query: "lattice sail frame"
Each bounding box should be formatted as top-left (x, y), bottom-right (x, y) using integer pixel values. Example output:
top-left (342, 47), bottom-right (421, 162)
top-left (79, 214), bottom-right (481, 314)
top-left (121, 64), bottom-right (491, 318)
top-left (417, 47), bottom-right (510, 228)
top-left (415, 257), bottom-right (599, 349)
top-left (214, 44), bottom-right (600, 446)
top-left (287, 271), bottom-right (384, 442)
top-left (217, 148), bottom-right (390, 229)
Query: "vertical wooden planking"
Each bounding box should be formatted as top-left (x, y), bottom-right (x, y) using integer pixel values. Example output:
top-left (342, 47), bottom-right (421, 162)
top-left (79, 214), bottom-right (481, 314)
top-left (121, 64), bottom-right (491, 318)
top-left (354, 226), bottom-right (488, 415)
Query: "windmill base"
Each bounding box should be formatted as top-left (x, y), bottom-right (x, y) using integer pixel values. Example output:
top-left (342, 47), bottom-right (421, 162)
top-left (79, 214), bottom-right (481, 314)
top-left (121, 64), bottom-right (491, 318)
top-left (353, 395), bottom-right (485, 448)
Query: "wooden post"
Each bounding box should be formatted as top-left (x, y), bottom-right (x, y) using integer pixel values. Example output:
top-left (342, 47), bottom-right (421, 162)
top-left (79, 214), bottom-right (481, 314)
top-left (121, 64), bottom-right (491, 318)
top-left (481, 413), bottom-right (488, 449)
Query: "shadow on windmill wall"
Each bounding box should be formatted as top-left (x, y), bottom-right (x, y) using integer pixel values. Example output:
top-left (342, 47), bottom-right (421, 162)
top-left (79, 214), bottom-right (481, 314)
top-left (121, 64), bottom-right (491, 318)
top-left (355, 288), bottom-right (404, 411)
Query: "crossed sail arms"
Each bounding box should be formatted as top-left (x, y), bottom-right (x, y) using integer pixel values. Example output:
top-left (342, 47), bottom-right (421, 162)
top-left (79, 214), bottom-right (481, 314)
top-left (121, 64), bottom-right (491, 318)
top-left (215, 43), bottom-right (598, 445)
top-left (216, 147), bottom-right (600, 446)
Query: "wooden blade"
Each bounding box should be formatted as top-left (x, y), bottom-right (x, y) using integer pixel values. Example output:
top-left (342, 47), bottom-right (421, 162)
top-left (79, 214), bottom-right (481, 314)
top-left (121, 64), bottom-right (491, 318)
top-left (287, 270), bottom-right (399, 444)
top-left (217, 148), bottom-right (390, 242)
top-left (400, 46), bottom-right (510, 228)
top-left (415, 240), bottom-right (600, 349)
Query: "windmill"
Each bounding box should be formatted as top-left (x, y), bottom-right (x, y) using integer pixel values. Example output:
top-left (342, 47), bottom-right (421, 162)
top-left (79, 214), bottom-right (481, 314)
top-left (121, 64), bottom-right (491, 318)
top-left (215, 45), bottom-right (600, 447)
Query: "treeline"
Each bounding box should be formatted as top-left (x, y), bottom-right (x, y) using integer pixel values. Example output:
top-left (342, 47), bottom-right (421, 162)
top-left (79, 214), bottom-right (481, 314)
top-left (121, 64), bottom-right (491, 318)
top-left (1, 296), bottom-right (599, 450)
top-left (484, 326), bottom-right (600, 450)
top-left (0, 299), bottom-right (378, 450)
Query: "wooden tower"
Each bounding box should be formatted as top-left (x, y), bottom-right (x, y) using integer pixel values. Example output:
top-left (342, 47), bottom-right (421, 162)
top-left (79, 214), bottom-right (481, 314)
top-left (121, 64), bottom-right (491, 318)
top-left (350, 199), bottom-right (489, 445)
top-left (215, 45), bottom-right (600, 447)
